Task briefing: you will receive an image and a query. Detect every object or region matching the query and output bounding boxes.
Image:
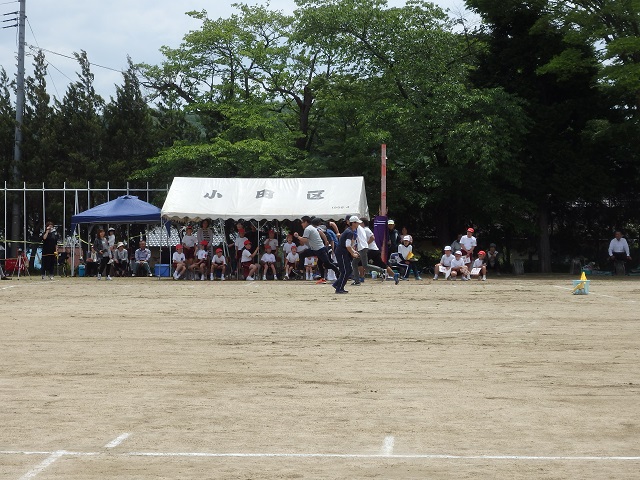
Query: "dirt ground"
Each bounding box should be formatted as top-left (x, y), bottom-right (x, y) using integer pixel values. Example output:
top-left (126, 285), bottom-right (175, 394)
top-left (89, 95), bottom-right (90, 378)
top-left (0, 274), bottom-right (639, 479)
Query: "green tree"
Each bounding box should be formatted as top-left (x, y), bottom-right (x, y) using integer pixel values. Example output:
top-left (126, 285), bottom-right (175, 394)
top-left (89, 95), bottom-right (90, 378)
top-left (49, 51), bottom-right (105, 185)
top-left (0, 68), bottom-right (14, 183)
top-left (466, 0), bottom-right (614, 271)
top-left (103, 58), bottom-right (157, 182)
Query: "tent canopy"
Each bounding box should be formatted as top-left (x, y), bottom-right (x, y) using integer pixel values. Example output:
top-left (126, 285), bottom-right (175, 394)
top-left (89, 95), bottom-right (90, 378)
top-left (71, 195), bottom-right (162, 231)
top-left (161, 177), bottom-right (369, 222)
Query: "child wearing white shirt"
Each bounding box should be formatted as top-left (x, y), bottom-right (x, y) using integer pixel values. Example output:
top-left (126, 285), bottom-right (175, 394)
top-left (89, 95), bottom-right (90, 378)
top-left (304, 255), bottom-right (317, 281)
top-left (260, 245), bottom-right (277, 280)
top-left (285, 246), bottom-right (299, 280)
top-left (210, 248), bottom-right (227, 280)
top-left (190, 241), bottom-right (209, 280)
top-left (172, 244), bottom-right (187, 279)
top-left (470, 251), bottom-right (487, 281)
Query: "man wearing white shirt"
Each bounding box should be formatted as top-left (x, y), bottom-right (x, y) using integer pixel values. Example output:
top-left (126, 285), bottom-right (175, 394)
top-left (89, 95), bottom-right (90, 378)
top-left (608, 231), bottom-right (632, 274)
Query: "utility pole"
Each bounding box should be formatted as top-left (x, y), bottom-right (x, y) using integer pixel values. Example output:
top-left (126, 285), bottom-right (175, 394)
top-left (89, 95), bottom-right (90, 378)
top-left (11, 0), bottom-right (26, 256)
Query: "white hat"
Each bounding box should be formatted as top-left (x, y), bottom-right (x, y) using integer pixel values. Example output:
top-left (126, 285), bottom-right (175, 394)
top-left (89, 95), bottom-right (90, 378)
top-left (388, 219), bottom-right (395, 225)
top-left (117, 242), bottom-right (125, 248)
top-left (444, 246), bottom-right (452, 251)
top-left (403, 235), bottom-right (411, 241)
top-left (348, 215), bottom-right (362, 223)
top-left (455, 250), bottom-right (462, 255)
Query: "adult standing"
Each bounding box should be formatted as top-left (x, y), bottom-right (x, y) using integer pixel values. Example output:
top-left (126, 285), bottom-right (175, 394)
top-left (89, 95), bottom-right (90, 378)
top-left (351, 218), bottom-right (386, 285)
top-left (333, 216), bottom-right (361, 294)
top-left (294, 216), bottom-right (340, 277)
top-left (386, 220), bottom-right (401, 255)
top-left (93, 228), bottom-right (113, 280)
top-left (608, 231), bottom-right (632, 274)
top-left (364, 219), bottom-right (399, 284)
top-left (197, 219), bottom-right (214, 257)
top-left (41, 221), bottom-right (58, 280)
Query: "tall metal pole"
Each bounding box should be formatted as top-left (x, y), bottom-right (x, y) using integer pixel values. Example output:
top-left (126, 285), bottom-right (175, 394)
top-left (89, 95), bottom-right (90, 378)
top-left (380, 144), bottom-right (387, 216)
top-left (11, 0), bottom-right (26, 256)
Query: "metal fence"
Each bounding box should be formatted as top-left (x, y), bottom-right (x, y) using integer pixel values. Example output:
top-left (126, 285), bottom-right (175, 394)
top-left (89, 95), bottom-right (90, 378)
top-left (1, 181), bottom-right (169, 255)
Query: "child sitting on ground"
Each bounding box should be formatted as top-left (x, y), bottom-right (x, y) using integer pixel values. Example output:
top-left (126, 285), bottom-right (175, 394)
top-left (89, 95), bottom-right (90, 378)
top-left (433, 246), bottom-right (454, 280)
top-left (260, 245), bottom-right (277, 280)
top-left (450, 250), bottom-right (470, 280)
top-left (470, 250), bottom-right (487, 281)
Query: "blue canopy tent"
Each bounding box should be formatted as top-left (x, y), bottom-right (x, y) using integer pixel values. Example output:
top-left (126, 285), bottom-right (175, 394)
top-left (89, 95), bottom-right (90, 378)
top-left (71, 195), bottom-right (169, 276)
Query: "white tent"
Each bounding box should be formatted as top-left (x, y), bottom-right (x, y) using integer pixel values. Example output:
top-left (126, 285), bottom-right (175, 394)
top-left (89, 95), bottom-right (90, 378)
top-left (161, 177), bottom-right (369, 221)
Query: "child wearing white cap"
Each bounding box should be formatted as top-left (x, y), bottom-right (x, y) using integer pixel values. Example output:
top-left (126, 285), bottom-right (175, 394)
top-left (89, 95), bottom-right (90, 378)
top-left (433, 246), bottom-right (454, 280)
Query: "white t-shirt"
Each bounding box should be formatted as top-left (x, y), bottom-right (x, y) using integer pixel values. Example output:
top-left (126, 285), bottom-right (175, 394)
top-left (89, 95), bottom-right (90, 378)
top-left (440, 253), bottom-right (453, 267)
top-left (182, 234), bottom-right (197, 248)
top-left (196, 249), bottom-right (208, 261)
top-left (108, 234), bottom-right (116, 248)
top-left (261, 253), bottom-right (276, 263)
top-left (212, 254), bottom-right (226, 265)
top-left (451, 257), bottom-right (466, 269)
top-left (297, 244), bottom-right (308, 253)
top-left (282, 241), bottom-right (294, 255)
top-left (460, 235), bottom-right (477, 251)
top-left (286, 252), bottom-right (299, 263)
top-left (472, 258), bottom-right (485, 268)
top-left (234, 235), bottom-right (248, 251)
top-left (397, 243), bottom-right (412, 259)
top-left (172, 252), bottom-right (185, 263)
top-left (264, 238), bottom-right (278, 250)
top-left (355, 225), bottom-right (368, 252)
top-left (304, 256), bottom-right (317, 266)
top-left (241, 248), bottom-right (253, 263)
top-left (364, 227), bottom-right (378, 251)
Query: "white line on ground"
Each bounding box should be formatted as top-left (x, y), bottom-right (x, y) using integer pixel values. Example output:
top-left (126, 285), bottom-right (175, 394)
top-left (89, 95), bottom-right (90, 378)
top-left (17, 450), bottom-right (66, 480)
top-left (381, 436), bottom-right (395, 456)
top-left (104, 433), bottom-right (131, 449)
top-left (2, 450), bottom-right (640, 462)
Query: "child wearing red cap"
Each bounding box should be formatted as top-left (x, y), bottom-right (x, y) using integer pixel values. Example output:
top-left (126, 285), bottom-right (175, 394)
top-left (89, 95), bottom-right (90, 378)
top-left (172, 244), bottom-right (186, 280)
top-left (190, 241), bottom-right (209, 280)
top-left (211, 248), bottom-right (227, 281)
top-left (260, 245), bottom-right (277, 280)
top-left (285, 245), bottom-right (299, 280)
top-left (240, 239), bottom-right (259, 280)
top-left (471, 250), bottom-right (487, 281)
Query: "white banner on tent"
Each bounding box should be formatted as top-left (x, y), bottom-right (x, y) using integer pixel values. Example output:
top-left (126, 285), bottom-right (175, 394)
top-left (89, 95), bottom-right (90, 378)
top-left (161, 177), bottom-right (369, 221)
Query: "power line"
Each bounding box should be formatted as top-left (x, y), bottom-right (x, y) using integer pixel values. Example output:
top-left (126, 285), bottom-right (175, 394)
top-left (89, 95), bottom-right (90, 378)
top-left (25, 17), bottom-right (60, 97)
top-left (27, 44), bottom-right (124, 73)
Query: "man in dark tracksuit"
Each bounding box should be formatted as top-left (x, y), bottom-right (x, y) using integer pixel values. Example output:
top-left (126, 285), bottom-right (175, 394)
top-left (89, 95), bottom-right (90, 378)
top-left (333, 216), bottom-right (361, 294)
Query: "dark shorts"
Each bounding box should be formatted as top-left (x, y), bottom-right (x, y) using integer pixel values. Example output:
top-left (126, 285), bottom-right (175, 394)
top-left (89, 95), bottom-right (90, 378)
top-left (184, 247), bottom-right (195, 260)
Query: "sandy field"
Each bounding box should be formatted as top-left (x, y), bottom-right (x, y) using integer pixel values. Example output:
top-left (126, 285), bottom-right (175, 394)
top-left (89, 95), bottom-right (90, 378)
top-left (0, 274), bottom-right (639, 479)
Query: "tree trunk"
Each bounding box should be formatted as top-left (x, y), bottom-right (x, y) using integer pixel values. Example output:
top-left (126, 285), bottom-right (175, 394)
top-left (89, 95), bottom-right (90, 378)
top-left (538, 205), bottom-right (552, 273)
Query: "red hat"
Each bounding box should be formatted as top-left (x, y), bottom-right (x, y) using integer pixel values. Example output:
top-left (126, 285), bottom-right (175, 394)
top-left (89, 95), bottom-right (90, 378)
top-left (200, 240), bottom-right (208, 246)
top-left (216, 248), bottom-right (223, 253)
top-left (186, 225), bottom-right (193, 230)
top-left (244, 239), bottom-right (251, 245)
top-left (175, 244), bottom-right (183, 249)
top-left (467, 227), bottom-right (474, 233)
top-left (478, 250), bottom-right (486, 256)
top-left (265, 244), bottom-right (272, 250)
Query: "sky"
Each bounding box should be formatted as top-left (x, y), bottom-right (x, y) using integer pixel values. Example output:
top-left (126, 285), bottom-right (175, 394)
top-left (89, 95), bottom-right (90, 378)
top-left (0, 0), bottom-right (473, 102)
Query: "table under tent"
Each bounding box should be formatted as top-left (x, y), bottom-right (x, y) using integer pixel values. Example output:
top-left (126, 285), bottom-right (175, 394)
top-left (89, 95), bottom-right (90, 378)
top-left (161, 177), bottom-right (370, 279)
top-left (70, 195), bottom-right (170, 276)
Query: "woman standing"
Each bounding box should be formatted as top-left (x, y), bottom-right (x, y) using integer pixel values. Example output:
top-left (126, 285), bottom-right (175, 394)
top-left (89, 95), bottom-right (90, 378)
top-left (197, 219), bottom-right (214, 258)
top-left (93, 229), bottom-right (113, 280)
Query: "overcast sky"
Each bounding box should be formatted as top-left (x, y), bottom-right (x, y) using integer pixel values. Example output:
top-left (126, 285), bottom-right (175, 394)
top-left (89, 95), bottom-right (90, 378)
top-left (0, 0), bottom-right (472, 102)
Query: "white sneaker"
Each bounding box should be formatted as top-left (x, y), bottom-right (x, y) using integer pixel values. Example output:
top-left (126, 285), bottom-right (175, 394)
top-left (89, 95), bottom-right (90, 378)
top-left (284, 275), bottom-right (289, 280)
top-left (433, 275), bottom-right (438, 280)
top-left (97, 274), bottom-right (102, 280)
top-left (220, 275), bottom-right (225, 281)
top-left (210, 273), bottom-right (214, 280)
top-left (482, 276), bottom-right (486, 281)
top-left (106, 275), bottom-right (112, 281)
top-left (246, 276), bottom-right (254, 281)
top-left (461, 276), bottom-right (468, 281)
top-left (200, 275), bottom-right (206, 281)
top-left (262, 275), bottom-right (267, 280)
